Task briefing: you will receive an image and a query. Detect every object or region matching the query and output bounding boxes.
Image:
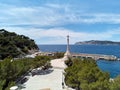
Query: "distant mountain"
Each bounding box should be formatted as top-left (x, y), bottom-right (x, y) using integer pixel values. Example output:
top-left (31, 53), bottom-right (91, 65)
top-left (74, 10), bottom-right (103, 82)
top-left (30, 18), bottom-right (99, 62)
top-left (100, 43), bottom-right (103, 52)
top-left (0, 29), bottom-right (39, 60)
top-left (75, 40), bottom-right (120, 45)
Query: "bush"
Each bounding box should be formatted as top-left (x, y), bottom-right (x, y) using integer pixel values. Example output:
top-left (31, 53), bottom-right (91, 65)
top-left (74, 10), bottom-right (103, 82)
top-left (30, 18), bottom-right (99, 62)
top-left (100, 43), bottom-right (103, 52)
top-left (0, 56), bottom-right (51, 89)
top-left (64, 58), bottom-right (110, 89)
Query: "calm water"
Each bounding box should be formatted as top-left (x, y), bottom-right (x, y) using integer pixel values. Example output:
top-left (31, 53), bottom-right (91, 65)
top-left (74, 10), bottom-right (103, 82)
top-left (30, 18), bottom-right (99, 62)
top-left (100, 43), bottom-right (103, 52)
top-left (38, 45), bottom-right (120, 78)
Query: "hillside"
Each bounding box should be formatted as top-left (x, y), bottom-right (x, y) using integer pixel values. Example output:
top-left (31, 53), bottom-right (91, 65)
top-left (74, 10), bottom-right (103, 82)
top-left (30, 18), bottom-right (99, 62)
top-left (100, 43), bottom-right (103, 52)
top-left (0, 29), bottom-right (39, 59)
top-left (75, 40), bottom-right (120, 45)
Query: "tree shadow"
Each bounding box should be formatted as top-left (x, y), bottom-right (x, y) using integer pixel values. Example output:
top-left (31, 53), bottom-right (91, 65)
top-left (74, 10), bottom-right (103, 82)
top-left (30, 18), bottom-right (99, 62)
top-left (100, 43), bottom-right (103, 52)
top-left (31, 68), bottom-right (54, 76)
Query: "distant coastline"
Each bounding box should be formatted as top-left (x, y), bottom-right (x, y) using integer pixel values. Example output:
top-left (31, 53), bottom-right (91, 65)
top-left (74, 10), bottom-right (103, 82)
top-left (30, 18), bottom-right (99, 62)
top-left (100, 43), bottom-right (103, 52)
top-left (75, 40), bottom-right (120, 45)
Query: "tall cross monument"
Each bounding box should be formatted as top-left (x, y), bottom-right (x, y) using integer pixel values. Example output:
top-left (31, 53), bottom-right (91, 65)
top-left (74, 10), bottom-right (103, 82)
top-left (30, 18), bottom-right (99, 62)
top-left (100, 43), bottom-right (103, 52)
top-left (64, 35), bottom-right (71, 59)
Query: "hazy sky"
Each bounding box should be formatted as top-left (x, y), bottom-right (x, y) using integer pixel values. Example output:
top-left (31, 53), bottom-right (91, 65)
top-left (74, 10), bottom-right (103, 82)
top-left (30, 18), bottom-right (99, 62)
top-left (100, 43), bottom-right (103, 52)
top-left (1, 0), bottom-right (120, 44)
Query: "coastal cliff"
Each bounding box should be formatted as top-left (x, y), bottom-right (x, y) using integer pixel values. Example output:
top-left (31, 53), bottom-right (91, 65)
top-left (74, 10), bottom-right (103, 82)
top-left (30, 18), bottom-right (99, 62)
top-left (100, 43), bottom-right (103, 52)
top-left (0, 29), bottom-right (39, 59)
top-left (75, 40), bottom-right (120, 45)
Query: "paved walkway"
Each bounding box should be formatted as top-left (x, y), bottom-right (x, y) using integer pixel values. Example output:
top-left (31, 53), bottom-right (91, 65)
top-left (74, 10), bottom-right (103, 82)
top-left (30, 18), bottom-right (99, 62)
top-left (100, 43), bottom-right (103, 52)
top-left (21, 58), bottom-right (70, 90)
top-left (51, 58), bottom-right (67, 69)
top-left (22, 69), bottom-right (64, 90)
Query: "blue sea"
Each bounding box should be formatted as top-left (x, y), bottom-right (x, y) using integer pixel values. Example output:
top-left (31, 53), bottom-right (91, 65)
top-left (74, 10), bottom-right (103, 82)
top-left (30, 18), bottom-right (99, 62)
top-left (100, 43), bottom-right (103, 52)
top-left (38, 45), bottom-right (120, 78)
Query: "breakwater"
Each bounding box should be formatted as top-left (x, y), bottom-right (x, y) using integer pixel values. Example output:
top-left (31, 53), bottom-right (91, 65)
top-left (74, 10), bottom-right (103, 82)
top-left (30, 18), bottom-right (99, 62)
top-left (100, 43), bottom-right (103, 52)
top-left (72, 53), bottom-right (117, 60)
